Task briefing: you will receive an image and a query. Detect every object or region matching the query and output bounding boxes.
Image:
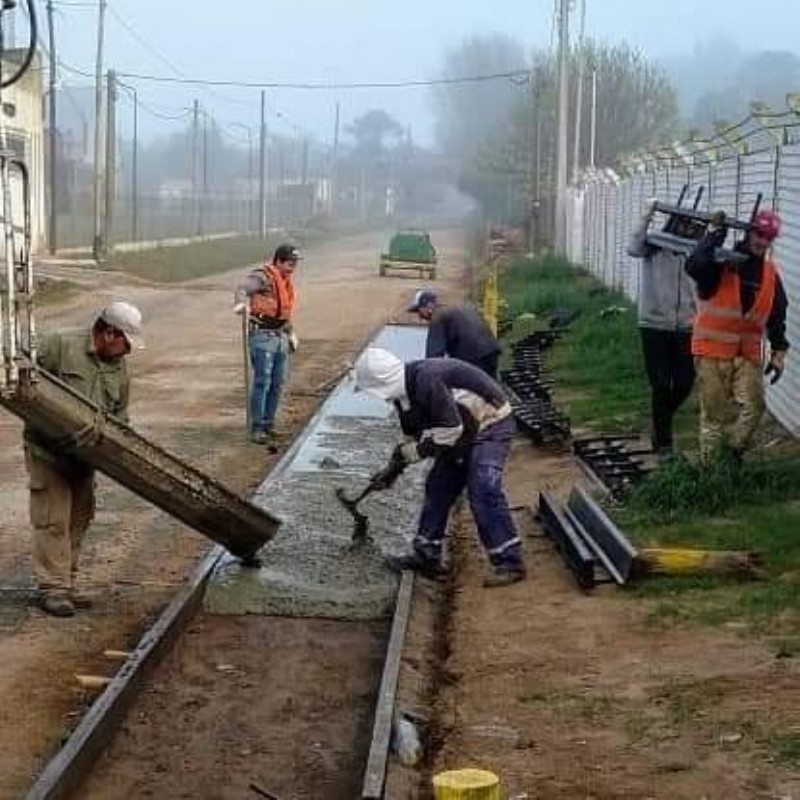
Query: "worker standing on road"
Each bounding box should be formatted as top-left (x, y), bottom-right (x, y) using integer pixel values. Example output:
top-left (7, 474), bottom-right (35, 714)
top-left (354, 348), bottom-right (525, 588)
top-left (407, 289), bottom-right (502, 378)
top-left (627, 201), bottom-right (699, 456)
top-left (242, 244), bottom-right (300, 445)
top-left (685, 210), bottom-right (790, 460)
top-left (25, 301), bottom-right (144, 617)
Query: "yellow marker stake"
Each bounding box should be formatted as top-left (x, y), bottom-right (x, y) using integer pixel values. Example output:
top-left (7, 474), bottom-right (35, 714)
top-left (433, 768), bottom-right (501, 800)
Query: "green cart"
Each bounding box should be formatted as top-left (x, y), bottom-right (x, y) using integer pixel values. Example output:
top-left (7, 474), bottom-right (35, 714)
top-left (379, 230), bottom-right (437, 279)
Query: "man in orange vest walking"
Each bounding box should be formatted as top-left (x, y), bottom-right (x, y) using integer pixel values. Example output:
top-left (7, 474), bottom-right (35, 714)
top-left (686, 210), bottom-right (789, 460)
top-left (243, 244), bottom-right (299, 444)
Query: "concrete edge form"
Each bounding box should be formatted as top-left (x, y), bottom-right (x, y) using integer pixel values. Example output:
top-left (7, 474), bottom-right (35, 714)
top-left (361, 570), bottom-right (415, 800)
top-left (25, 547), bottom-right (225, 800)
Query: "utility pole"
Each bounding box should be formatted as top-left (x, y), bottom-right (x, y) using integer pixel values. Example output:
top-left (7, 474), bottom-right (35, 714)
top-left (91, 0), bottom-right (107, 262)
top-left (554, 0), bottom-right (570, 253)
top-left (45, 0), bottom-right (57, 254)
top-left (201, 109), bottom-right (208, 238)
top-left (131, 86), bottom-right (138, 242)
top-left (330, 101), bottom-right (340, 216)
top-left (191, 99), bottom-right (199, 235)
top-left (589, 69), bottom-right (597, 169)
top-left (102, 69), bottom-right (116, 255)
top-left (571, 0), bottom-right (587, 184)
top-left (258, 89), bottom-right (266, 237)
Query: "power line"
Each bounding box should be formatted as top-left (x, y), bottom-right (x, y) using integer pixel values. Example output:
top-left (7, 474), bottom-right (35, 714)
top-left (106, 3), bottom-right (187, 79)
top-left (115, 68), bottom-right (532, 91)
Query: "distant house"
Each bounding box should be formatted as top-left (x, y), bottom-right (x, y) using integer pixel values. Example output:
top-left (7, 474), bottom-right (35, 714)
top-left (1, 49), bottom-right (45, 252)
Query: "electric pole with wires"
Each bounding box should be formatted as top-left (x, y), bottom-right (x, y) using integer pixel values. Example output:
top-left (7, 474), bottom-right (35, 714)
top-left (554, 0), bottom-right (570, 253)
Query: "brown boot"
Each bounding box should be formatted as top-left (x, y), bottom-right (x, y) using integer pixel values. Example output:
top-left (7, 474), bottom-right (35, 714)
top-left (39, 592), bottom-right (76, 617)
top-left (483, 567), bottom-right (527, 588)
top-left (69, 590), bottom-right (93, 610)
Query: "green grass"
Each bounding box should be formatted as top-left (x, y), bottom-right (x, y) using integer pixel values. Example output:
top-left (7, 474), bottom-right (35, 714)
top-left (500, 252), bottom-right (800, 632)
top-left (500, 253), bottom-right (649, 432)
top-left (111, 232), bottom-right (326, 283)
top-left (35, 278), bottom-right (80, 306)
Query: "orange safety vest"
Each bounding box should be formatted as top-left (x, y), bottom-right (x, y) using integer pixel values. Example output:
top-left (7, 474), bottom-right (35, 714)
top-left (691, 259), bottom-right (777, 363)
top-left (249, 264), bottom-right (295, 322)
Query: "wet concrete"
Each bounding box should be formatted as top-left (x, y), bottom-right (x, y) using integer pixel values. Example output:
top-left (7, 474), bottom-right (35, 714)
top-left (205, 325), bottom-right (429, 620)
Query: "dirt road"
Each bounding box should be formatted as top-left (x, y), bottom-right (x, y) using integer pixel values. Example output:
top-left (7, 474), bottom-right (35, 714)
top-left (0, 229), bottom-right (466, 797)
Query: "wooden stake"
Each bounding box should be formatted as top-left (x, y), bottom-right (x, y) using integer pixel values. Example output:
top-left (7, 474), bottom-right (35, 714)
top-left (637, 548), bottom-right (765, 579)
top-left (103, 650), bottom-right (131, 661)
top-left (75, 675), bottom-right (111, 690)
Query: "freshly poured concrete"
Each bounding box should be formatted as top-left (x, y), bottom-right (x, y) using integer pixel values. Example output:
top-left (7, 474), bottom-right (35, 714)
top-left (205, 325), bottom-right (429, 620)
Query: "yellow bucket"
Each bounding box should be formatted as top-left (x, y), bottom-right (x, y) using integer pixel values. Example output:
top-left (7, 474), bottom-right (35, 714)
top-left (433, 768), bottom-right (501, 800)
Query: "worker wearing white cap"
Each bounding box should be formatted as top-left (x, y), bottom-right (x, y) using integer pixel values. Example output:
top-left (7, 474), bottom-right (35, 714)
top-left (23, 301), bottom-right (144, 617)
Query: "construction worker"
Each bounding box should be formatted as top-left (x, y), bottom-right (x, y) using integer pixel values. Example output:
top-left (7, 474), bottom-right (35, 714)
top-left (25, 301), bottom-right (143, 617)
top-left (243, 244), bottom-right (299, 444)
top-left (686, 209), bottom-right (789, 460)
top-left (354, 348), bottom-right (525, 587)
top-left (627, 202), bottom-right (699, 455)
top-left (407, 289), bottom-right (501, 378)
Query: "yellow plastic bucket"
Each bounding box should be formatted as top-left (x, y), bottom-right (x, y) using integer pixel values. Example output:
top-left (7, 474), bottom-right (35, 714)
top-left (432, 768), bottom-right (501, 800)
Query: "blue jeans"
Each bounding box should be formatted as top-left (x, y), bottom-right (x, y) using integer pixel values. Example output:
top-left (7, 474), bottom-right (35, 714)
top-left (248, 330), bottom-right (289, 434)
top-left (414, 416), bottom-right (523, 570)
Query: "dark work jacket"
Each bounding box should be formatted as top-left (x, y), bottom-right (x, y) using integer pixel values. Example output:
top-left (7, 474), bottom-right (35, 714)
top-left (395, 358), bottom-right (509, 459)
top-left (685, 236), bottom-right (790, 351)
top-left (426, 306), bottom-right (500, 365)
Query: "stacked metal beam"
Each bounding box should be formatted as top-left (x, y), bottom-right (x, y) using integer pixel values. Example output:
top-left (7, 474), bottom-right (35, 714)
top-left (502, 330), bottom-right (570, 444)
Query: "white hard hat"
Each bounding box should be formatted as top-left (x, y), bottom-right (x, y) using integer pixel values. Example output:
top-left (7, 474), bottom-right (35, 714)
top-left (99, 301), bottom-right (144, 349)
top-left (353, 347), bottom-right (406, 401)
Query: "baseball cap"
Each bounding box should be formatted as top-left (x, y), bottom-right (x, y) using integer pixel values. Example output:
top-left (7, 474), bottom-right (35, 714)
top-left (273, 244), bottom-right (301, 263)
top-left (407, 289), bottom-right (437, 312)
top-left (98, 301), bottom-right (144, 349)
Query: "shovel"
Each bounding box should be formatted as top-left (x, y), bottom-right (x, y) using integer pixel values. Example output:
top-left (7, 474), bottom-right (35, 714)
top-left (335, 481), bottom-right (379, 543)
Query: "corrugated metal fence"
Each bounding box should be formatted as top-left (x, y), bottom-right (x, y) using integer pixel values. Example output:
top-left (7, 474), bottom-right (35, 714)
top-left (569, 121), bottom-right (800, 436)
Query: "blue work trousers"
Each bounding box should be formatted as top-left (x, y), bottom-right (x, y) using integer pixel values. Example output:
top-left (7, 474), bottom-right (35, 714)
top-left (414, 416), bottom-right (523, 570)
top-left (248, 329), bottom-right (289, 434)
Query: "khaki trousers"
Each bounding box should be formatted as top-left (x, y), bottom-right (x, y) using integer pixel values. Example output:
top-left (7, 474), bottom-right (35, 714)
top-left (25, 446), bottom-right (95, 592)
top-left (695, 356), bottom-right (765, 459)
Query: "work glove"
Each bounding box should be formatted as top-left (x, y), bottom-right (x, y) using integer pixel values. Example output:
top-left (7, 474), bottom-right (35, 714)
top-left (288, 331), bottom-right (299, 353)
top-left (764, 350), bottom-right (787, 385)
top-left (707, 210), bottom-right (728, 247)
top-left (368, 444), bottom-right (411, 490)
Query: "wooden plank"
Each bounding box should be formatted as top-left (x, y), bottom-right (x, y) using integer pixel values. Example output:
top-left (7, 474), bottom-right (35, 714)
top-left (26, 548), bottom-right (223, 800)
top-left (361, 571), bottom-right (415, 800)
top-left (2, 372), bottom-right (281, 559)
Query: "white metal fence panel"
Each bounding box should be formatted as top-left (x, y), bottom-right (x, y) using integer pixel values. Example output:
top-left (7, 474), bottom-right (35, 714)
top-left (567, 142), bottom-right (800, 436)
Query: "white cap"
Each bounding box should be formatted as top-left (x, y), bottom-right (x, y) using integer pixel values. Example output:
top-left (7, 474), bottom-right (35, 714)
top-left (353, 347), bottom-right (407, 402)
top-left (98, 301), bottom-right (144, 349)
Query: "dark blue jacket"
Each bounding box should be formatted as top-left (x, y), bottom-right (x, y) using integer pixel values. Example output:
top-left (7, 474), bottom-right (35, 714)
top-left (426, 306), bottom-right (500, 365)
top-left (396, 358), bottom-right (509, 458)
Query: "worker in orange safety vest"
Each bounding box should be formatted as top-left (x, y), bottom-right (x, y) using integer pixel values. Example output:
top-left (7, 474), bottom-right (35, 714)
top-left (685, 210), bottom-right (789, 460)
top-left (241, 244), bottom-right (300, 445)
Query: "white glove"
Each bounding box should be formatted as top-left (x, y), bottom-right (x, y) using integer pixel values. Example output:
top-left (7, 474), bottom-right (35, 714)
top-left (233, 302), bottom-right (247, 316)
top-left (400, 440), bottom-right (421, 464)
top-left (288, 331), bottom-right (299, 353)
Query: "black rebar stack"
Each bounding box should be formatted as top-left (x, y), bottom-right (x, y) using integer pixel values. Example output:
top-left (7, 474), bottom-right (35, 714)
top-left (502, 329), bottom-right (570, 444)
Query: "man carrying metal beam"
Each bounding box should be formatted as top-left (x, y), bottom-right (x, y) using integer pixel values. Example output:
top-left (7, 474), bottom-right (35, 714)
top-left (24, 302), bottom-right (144, 617)
top-left (353, 348), bottom-right (526, 588)
top-left (686, 210), bottom-right (790, 460)
top-left (407, 289), bottom-right (501, 378)
top-left (627, 200), bottom-right (699, 456)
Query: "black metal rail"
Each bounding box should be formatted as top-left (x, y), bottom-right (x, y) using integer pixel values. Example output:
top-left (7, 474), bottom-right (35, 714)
top-left (572, 435), bottom-right (653, 497)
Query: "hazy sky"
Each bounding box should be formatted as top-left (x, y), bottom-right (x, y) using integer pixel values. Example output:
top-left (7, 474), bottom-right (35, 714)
top-left (40, 0), bottom-right (798, 147)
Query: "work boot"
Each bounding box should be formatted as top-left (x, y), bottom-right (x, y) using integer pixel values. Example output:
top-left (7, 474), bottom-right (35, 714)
top-left (385, 552), bottom-right (445, 580)
top-left (483, 567), bottom-right (527, 588)
top-left (69, 590), bottom-right (93, 610)
top-left (38, 592), bottom-right (76, 617)
top-left (250, 431), bottom-right (268, 445)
